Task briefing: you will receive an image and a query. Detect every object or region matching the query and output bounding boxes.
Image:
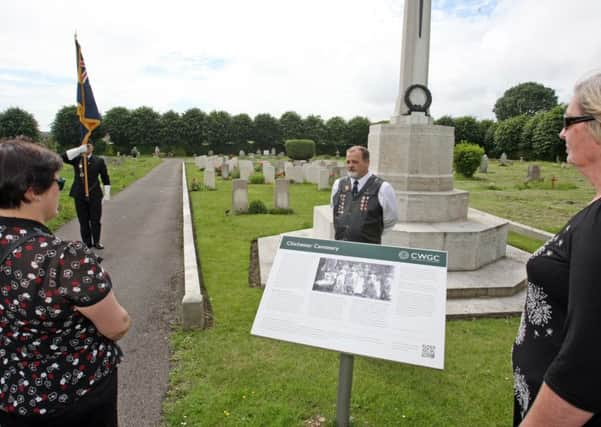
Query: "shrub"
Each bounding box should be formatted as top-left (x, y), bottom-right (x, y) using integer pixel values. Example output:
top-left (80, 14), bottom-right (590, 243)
top-left (248, 200), bottom-right (267, 214)
top-left (285, 139), bottom-right (315, 160)
top-left (249, 173), bottom-right (265, 184)
top-left (269, 207), bottom-right (294, 215)
top-left (453, 141), bottom-right (484, 177)
top-left (231, 168), bottom-right (240, 179)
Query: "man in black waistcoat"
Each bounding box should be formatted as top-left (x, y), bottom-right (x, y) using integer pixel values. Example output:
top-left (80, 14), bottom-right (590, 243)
top-left (331, 146), bottom-right (399, 244)
top-left (62, 142), bottom-right (111, 249)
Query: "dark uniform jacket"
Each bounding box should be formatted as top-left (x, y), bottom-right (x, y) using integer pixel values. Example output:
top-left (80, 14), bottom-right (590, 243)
top-left (62, 154), bottom-right (110, 200)
top-left (332, 175), bottom-right (384, 244)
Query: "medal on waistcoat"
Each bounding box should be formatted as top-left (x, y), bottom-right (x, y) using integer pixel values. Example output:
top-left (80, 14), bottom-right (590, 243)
top-left (337, 193), bottom-right (347, 215)
top-left (360, 195), bottom-right (369, 212)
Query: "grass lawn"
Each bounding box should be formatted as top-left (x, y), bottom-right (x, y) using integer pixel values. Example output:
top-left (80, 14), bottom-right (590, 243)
top-left (164, 159), bottom-right (594, 426)
top-left (47, 156), bottom-right (161, 231)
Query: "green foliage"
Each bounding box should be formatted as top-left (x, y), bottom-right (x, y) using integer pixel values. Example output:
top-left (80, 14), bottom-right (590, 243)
top-left (435, 115), bottom-right (455, 127)
top-left (519, 113), bottom-right (543, 160)
top-left (230, 113), bottom-right (254, 152)
top-left (103, 107), bottom-right (132, 152)
top-left (231, 168), bottom-right (240, 179)
top-left (249, 173), bottom-right (265, 184)
top-left (181, 108), bottom-right (207, 155)
top-left (454, 116), bottom-right (482, 146)
top-left (302, 114), bottom-right (327, 148)
top-left (325, 116), bottom-right (347, 155)
top-left (50, 105), bottom-right (80, 151)
top-left (494, 115), bottom-right (529, 158)
top-left (345, 116), bottom-right (371, 148)
top-left (160, 110), bottom-right (183, 149)
top-left (285, 139), bottom-right (316, 160)
top-left (532, 105), bottom-right (566, 161)
top-left (248, 199), bottom-right (267, 214)
top-left (479, 119), bottom-right (496, 154)
top-left (494, 82), bottom-right (558, 121)
top-left (129, 106), bottom-right (161, 150)
top-left (485, 122), bottom-right (499, 156)
top-left (252, 113), bottom-right (281, 152)
top-left (0, 107), bottom-right (40, 141)
top-left (279, 111), bottom-right (303, 141)
top-left (207, 110), bottom-right (232, 154)
top-left (453, 142), bottom-right (485, 177)
top-left (268, 207), bottom-right (294, 215)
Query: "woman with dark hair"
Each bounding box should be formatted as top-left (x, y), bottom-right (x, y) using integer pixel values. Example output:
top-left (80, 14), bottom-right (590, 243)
top-left (0, 138), bottom-right (131, 426)
top-left (513, 72), bottom-right (601, 426)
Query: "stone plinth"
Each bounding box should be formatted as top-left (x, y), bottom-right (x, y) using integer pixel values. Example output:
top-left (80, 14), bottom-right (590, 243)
top-left (313, 206), bottom-right (508, 271)
top-left (368, 122), bottom-right (455, 192)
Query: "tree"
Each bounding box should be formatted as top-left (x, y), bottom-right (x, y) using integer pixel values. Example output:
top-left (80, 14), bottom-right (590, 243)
top-left (253, 113), bottom-right (281, 152)
top-left (206, 111), bottom-right (232, 154)
top-left (325, 116), bottom-right (347, 155)
top-left (454, 116), bottom-right (482, 146)
top-left (484, 122), bottom-right (498, 156)
top-left (279, 111), bottom-right (304, 141)
top-left (103, 107), bottom-right (132, 153)
top-left (129, 106), bottom-right (161, 152)
top-left (159, 110), bottom-right (183, 152)
top-left (493, 114), bottom-right (529, 158)
top-left (519, 113), bottom-right (544, 160)
top-left (532, 105), bottom-right (566, 161)
top-left (493, 82), bottom-right (558, 121)
top-left (434, 115), bottom-right (455, 127)
top-left (478, 119), bottom-right (496, 154)
top-left (345, 116), bottom-right (371, 149)
top-left (231, 114), bottom-right (254, 153)
top-left (302, 115), bottom-right (326, 147)
top-left (51, 105), bottom-right (80, 151)
top-left (181, 108), bottom-right (207, 155)
top-left (0, 107), bottom-right (40, 140)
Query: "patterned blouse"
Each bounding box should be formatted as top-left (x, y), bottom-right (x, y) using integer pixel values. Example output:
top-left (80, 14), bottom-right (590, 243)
top-left (512, 200), bottom-right (601, 426)
top-left (0, 217), bottom-right (122, 416)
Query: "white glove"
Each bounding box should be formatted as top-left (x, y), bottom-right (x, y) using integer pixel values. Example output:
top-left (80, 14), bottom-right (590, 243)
top-left (104, 185), bottom-right (111, 201)
top-left (66, 145), bottom-right (87, 160)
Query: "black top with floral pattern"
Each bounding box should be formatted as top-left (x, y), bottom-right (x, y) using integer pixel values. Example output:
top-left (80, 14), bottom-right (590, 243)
top-left (0, 217), bottom-right (122, 416)
top-left (512, 200), bottom-right (601, 426)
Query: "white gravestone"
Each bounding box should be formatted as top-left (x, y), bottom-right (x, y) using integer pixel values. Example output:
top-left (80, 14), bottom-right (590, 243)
top-left (221, 163), bottom-right (229, 179)
top-left (274, 179), bottom-right (290, 209)
top-left (204, 168), bottom-right (215, 190)
top-left (263, 164), bottom-right (275, 184)
top-left (317, 168), bottom-right (330, 190)
top-left (239, 160), bottom-right (254, 181)
top-left (232, 179), bottom-right (248, 213)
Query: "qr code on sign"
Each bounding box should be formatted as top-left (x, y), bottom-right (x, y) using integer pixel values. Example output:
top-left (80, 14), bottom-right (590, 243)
top-left (421, 344), bottom-right (436, 359)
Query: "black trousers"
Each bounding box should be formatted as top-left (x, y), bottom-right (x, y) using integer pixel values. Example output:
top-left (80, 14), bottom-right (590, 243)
top-left (74, 196), bottom-right (103, 246)
top-left (0, 368), bottom-right (118, 427)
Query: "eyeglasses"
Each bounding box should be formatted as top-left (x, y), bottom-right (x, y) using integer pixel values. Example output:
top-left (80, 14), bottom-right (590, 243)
top-left (563, 115), bottom-right (596, 130)
top-left (53, 177), bottom-right (66, 191)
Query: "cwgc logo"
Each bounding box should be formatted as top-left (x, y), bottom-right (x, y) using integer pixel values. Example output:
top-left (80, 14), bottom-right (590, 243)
top-left (398, 250), bottom-right (410, 260)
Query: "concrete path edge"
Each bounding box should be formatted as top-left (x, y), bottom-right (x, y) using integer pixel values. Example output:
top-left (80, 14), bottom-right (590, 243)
top-left (181, 162), bottom-right (205, 329)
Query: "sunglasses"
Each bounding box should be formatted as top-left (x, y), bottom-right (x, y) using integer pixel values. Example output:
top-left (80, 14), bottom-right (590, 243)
top-left (53, 177), bottom-right (66, 191)
top-left (563, 115), bottom-right (596, 130)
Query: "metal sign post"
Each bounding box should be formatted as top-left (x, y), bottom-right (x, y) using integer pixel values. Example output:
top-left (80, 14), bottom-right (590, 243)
top-left (335, 353), bottom-right (354, 427)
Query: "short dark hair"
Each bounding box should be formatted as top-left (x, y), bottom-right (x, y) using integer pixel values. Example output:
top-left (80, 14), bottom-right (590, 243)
top-left (0, 137), bottom-right (63, 209)
top-left (347, 145), bottom-right (369, 161)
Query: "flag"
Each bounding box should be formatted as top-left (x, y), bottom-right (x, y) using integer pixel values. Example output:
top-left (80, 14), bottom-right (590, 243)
top-left (75, 37), bottom-right (101, 145)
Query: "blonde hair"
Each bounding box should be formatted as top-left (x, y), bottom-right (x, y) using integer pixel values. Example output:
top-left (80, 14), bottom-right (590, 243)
top-left (574, 72), bottom-right (601, 143)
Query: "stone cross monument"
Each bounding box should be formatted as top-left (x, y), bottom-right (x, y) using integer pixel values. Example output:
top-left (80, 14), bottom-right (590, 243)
top-left (393, 0), bottom-right (432, 120)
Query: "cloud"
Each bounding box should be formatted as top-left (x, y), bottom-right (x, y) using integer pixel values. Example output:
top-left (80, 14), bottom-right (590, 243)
top-left (2, 0), bottom-right (601, 131)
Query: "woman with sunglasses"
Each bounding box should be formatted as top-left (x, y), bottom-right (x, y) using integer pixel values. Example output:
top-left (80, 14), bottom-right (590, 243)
top-left (513, 73), bottom-right (601, 426)
top-left (0, 138), bottom-right (130, 426)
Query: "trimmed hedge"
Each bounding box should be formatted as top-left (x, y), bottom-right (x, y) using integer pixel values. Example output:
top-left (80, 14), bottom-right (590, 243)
top-left (453, 141), bottom-right (484, 177)
top-left (285, 139), bottom-right (315, 160)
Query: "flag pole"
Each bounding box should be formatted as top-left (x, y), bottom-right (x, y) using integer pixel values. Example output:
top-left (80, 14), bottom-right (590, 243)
top-left (75, 34), bottom-right (90, 198)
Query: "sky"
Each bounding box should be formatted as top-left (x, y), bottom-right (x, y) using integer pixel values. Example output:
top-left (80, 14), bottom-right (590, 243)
top-left (1, 0), bottom-right (601, 131)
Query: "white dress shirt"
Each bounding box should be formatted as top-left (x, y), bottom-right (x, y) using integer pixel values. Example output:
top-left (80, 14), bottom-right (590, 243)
top-left (330, 171), bottom-right (399, 229)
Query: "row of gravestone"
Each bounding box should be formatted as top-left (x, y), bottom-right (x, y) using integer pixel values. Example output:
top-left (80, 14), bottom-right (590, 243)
top-left (196, 155), bottom-right (345, 188)
top-left (232, 179), bottom-right (290, 213)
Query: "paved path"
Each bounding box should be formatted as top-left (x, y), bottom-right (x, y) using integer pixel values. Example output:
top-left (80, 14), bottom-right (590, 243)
top-left (57, 159), bottom-right (183, 427)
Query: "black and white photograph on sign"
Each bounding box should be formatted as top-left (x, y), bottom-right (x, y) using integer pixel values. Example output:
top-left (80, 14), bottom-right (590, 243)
top-left (312, 257), bottom-right (394, 301)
